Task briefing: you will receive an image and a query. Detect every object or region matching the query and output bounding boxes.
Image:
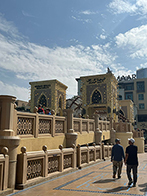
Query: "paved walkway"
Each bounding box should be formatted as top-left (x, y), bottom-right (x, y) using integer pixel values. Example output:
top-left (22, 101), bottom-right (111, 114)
top-left (9, 153), bottom-right (147, 196)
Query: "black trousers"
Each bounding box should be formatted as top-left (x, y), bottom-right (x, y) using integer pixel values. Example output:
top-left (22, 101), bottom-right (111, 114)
top-left (126, 164), bottom-right (138, 184)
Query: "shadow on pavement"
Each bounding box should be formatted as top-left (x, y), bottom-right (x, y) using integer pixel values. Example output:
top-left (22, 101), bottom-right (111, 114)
top-left (104, 186), bottom-right (129, 193)
top-left (138, 182), bottom-right (147, 192)
top-left (93, 179), bottom-right (117, 183)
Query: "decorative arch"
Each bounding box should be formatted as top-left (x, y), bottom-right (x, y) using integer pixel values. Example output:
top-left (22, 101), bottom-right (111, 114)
top-left (91, 89), bottom-right (102, 104)
top-left (59, 96), bottom-right (62, 109)
top-left (58, 95), bottom-right (63, 116)
top-left (38, 94), bottom-right (47, 107)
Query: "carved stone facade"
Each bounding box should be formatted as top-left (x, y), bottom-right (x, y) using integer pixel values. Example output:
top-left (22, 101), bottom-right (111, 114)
top-left (29, 79), bottom-right (67, 115)
top-left (76, 72), bottom-right (118, 120)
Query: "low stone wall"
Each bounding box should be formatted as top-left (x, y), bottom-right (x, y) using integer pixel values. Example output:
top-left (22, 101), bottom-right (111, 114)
top-left (101, 143), bottom-right (113, 160)
top-left (16, 145), bottom-right (76, 189)
top-left (16, 143), bottom-right (113, 190)
top-left (77, 144), bottom-right (102, 168)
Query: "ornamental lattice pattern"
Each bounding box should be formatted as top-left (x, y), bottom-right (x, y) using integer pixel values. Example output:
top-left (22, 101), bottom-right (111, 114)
top-left (74, 121), bottom-right (80, 132)
top-left (105, 149), bottom-right (108, 157)
top-left (109, 148), bottom-right (112, 156)
top-left (17, 117), bottom-right (33, 135)
top-left (96, 150), bottom-right (100, 159)
top-left (48, 156), bottom-right (59, 174)
top-left (82, 122), bottom-right (87, 131)
top-left (55, 121), bottom-right (64, 133)
top-left (89, 122), bottom-right (94, 131)
top-left (81, 152), bottom-right (87, 164)
top-left (27, 159), bottom-right (43, 180)
top-left (39, 119), bottom-right (51, 134)
top-left (64, 154), bottom-right (72, 169)
top-left (89, 150), bottom-right (94, 161)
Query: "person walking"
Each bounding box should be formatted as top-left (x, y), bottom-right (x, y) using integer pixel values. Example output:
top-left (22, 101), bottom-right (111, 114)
top-left (124, 138), bottom-right (138, 187)
top-left (111, 138), bottom-right (125, 179)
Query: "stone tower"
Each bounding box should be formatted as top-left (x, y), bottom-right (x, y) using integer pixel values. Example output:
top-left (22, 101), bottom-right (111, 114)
top-left (29, 79), bottom-right (67, 115)
top-left (77, 72), bottom-right (118, 120)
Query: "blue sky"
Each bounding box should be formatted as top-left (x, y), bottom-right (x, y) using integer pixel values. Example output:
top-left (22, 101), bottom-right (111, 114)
top-left (0, 0), bottom-right (147, 101)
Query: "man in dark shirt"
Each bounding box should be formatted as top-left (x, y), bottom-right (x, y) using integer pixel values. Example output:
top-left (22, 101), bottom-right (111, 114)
top-left (111, 138), bottom-right (125, 179)
top-left (125, 138), bottom-right (138, 187)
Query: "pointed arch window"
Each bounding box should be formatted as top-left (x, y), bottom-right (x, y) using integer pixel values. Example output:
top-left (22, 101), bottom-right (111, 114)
top-left (59, 97), bottom-right (62, 108)
top-left (39, 95), bottom-right (47, 107)
top-left (92, 90), bottom-right (102, 104)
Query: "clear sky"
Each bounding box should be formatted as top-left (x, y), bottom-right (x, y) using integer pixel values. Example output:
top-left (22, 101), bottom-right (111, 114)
top-left (0, 0), bottom-right (147, 101)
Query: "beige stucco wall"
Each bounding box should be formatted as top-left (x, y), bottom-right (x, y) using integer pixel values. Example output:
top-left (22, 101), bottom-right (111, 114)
top-left (115, 132), bottom-right (133, 150)
top-left (76, 130), bottom-right (111, 145)
top-left (17, 135), bottom-right (66, 154)
top-left (76, 132), bottom-right (95, 145)
top-left (102, 130), bottom-right (110, 141)
top-left (134, 137), bottom-right (144, 153)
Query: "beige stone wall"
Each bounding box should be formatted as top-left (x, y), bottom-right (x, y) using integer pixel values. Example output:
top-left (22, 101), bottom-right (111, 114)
top-left (134, 137), bottom-right (144, 153)
top-left (17, 135), bottom-right (66, 153)
top-left (102, 130), bottom-right (110, 141)
top-left (115, 132), bottom-right (133, 150)
top-left (76, 132), bottom-right (95, 145)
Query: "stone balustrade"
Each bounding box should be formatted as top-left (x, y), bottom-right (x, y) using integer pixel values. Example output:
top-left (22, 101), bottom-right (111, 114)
top-left (133, 130), bottom-right (144, 138)
top-left (98, 118), bottom-right (111, 132)
top-left (73, 117), bottom-right (95, 133)
top-left (16, 142), bottom-right (114, 190)
top-left (77, 143), bottom-right (102, 168)
top-left (16, 144), bottom-right (76, 189)
top-left (16, 112), bottom-right (66, 137)
top-left (113, 120), bottom-right (132, 132)
top-left (101, 143), bottom-right (113, 160)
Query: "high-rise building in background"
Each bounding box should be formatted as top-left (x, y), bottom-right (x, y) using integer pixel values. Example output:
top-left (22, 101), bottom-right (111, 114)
top-left (118, 68), bottom-right (147, 143)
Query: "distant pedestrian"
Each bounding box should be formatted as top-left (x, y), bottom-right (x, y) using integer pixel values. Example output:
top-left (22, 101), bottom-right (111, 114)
top-left (45, 108), bottom-right (51, 115)
top-left (37, 104), bottom-right (45, 114)
top-left (124, 138), bottom-right (138, 187)
top-left (111, 138), bottom-right (125, 179)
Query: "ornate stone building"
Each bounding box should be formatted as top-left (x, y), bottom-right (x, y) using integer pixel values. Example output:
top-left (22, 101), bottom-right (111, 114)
top-left (29, 79), bottom-right (67, 115)
top-left (76, 71), bottom-right (118, 120)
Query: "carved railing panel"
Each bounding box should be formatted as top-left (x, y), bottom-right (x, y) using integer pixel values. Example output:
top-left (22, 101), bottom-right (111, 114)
top-left (89, 122), bottom-right (94, 131)
top-left (27, 159), bottom-right (43, 180)
top-left (39, 119), bottom-right (51, 134)
top-left (64, 154), bottom-right (72, 169)
top-left (17, 117), bottom-right (33, 135)
top-left (0, 164), bottom-right (2, 190)
top-left (96, 150), bottom-right (100, 159)
top-left (82, 122), bottom-right (87, 132)
top-left (81, 152), bottom-right (87, 164)
top-left (48, 156), bottom-right (59, 174)
top-left (74, 121), bottom-right (80, 132)
top-left (55, 121), bottom-right (64, 133)
top-left (109, 147), bottom-right (112, 156)
top-left (105, 148), bottom-right (108, 157)
top-left (89, 150), bottom-right (94, 161)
